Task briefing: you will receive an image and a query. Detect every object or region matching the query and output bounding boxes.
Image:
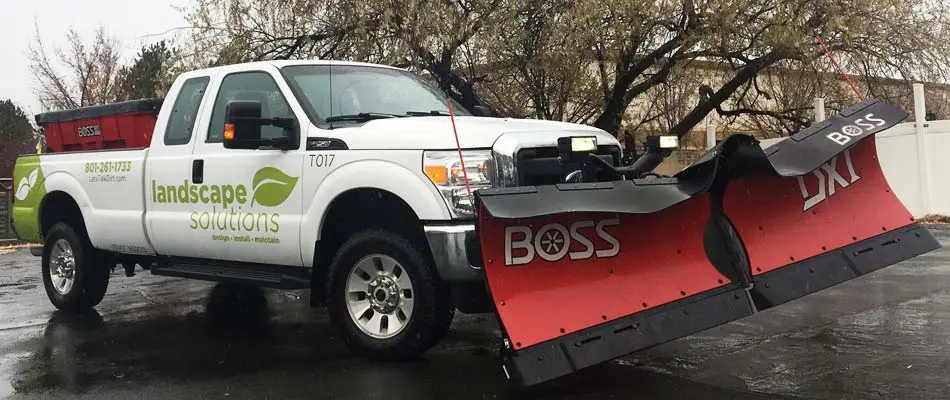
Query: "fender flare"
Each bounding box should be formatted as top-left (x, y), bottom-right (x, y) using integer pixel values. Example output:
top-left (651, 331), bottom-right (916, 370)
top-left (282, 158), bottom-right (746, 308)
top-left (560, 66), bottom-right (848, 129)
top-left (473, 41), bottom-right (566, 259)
top-left (36, 171), bottom-right (97, 243)
top-left (299, 159), bottom-right (451, 267)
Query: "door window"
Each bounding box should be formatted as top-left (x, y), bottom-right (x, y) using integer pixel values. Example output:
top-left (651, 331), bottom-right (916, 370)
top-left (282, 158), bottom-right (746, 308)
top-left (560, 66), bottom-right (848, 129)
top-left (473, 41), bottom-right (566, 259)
top-left (164, 76), bottom-right (210, 145)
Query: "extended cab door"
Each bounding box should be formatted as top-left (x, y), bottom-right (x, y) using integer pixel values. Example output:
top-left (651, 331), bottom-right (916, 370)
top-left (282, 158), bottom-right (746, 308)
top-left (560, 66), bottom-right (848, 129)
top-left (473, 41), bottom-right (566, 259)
top-left (145, 73), bottom-right (212, 257)
top-left (187, 67), bottom-right (307, 266)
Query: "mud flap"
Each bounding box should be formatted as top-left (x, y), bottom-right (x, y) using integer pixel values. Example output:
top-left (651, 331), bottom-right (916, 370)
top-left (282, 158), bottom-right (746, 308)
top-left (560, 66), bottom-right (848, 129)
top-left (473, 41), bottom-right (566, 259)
top-left (472, 99), bottom-right (941, 387)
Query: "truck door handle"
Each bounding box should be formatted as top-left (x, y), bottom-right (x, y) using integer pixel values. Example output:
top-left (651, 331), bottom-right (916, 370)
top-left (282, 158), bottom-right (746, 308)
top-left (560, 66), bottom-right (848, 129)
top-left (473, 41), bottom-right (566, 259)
top-left (192, 159), bottom-right (204, 184)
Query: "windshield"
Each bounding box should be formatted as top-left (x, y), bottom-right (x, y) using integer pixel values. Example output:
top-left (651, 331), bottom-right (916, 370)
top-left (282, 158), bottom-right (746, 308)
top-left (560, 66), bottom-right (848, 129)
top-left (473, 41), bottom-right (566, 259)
top-left (281, 64), bottom-right (472, 124)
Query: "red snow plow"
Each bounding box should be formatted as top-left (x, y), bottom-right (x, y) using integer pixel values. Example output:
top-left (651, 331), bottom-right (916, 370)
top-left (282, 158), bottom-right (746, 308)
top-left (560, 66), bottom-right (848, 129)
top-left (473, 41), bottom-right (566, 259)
top-left (466, 99), bottom-right (941, 386)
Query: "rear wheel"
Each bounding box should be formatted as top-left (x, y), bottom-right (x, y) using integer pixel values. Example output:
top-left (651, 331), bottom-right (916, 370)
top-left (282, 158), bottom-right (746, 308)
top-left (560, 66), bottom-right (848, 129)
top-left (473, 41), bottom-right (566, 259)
top-left (327, 229), bottom-right (454, 360)
top-left (41, 222), bottom-right (110, 312)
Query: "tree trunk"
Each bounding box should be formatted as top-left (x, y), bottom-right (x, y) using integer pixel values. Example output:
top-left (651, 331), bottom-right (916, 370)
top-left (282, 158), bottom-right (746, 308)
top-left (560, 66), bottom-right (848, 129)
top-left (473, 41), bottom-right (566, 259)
top-left (415, 47), bottom-right (483, 111)
top-left (592, 37), bottom-right (685, 135)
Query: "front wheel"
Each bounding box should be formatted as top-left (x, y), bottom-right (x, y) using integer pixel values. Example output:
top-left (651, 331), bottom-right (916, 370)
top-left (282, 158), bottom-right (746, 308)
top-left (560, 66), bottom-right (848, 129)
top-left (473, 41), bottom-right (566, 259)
top-left (327, 229), bottom-right (454, 360)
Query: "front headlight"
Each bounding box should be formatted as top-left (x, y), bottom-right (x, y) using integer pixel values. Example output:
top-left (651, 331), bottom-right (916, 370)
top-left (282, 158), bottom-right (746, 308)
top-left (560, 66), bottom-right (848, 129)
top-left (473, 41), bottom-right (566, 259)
top-left (423, 150), bottom-right (492, 218)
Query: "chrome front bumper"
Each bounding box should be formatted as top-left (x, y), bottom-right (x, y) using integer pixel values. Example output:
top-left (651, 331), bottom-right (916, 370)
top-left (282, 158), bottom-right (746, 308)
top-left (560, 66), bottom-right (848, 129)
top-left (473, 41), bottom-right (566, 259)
top-left (423, 223), bottom-right (482, 282)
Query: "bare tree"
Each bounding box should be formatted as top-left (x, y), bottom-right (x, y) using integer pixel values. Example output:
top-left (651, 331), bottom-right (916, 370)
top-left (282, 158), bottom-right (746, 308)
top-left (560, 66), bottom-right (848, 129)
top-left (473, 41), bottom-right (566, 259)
top-left (184, 0), bottom-right (503, 109)
top-left (181, 0), bottom-right (950, 138)
top-left (182, 0), bottom-right (354, 67)
top-left (704, 0), bottom-right (950, 137)
top-left (28, 25), bottom-right (123, 111)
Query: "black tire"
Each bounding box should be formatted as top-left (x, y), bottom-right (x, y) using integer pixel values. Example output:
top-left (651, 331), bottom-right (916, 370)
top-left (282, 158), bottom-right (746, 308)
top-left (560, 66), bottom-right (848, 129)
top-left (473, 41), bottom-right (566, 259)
top-left (41, 222), bottom-right (110, 312)
top-left (327, 229), bottom-right (454, 360)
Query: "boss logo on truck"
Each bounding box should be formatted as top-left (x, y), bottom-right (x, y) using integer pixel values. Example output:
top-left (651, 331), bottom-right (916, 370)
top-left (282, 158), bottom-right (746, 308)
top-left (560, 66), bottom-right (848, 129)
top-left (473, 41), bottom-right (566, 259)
top-left (77, 125), bottom-right (102, 137)
top-left (825, 113), bottom-right (886, 145)
top-left (504, 217), bottom-right (620, 266)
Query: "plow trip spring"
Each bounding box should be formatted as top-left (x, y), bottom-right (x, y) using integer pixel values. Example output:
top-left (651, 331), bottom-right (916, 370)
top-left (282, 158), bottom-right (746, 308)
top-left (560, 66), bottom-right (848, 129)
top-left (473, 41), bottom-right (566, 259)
top-left (467, 99), bottom-right (942, 387)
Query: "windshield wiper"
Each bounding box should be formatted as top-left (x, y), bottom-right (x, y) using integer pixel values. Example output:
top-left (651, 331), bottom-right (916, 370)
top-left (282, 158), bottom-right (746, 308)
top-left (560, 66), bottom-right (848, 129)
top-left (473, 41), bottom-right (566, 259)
top-left (406, 110), bottom-right (451, 116)
top-left (324, 113), bottom-right (401, 123)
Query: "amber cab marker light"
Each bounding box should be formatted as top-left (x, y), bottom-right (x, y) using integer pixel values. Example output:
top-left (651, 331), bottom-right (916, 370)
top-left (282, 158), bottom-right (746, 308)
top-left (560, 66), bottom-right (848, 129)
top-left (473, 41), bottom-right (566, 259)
top-left (224, 123), bottom-right (235, 140)
top-left (425, 165), bottom-right (448, 185)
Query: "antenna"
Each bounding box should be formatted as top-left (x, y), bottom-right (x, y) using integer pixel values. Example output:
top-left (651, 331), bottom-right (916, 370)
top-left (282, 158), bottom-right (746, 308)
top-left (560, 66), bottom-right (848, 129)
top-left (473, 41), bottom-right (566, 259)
top-left (446, 96), bottom-right (473, 200)
top-left (815, 34), bottom-right (864, 100)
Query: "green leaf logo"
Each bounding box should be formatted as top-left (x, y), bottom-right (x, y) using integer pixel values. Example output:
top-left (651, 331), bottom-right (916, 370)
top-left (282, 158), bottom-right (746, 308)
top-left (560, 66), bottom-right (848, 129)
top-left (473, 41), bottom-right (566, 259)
top-left (251, 167), bottom-right (298, 207)
top-left (14, 168), bottom-right (39, 201)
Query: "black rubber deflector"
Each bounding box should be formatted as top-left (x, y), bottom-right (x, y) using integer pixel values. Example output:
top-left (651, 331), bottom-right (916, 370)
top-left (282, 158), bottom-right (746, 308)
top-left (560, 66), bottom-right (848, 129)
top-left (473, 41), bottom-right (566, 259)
top-left (750, 223), bottom-right (940, 309)
top-left (502, 285), bottom-right (754, 387)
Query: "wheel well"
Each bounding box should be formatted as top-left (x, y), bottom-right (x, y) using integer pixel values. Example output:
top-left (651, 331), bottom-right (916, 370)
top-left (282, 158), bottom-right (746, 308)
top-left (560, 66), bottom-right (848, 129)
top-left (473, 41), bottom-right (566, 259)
top-left (39, 191), bottom-right (87, 239)
top-left (310, 188), bottom-right (431, 305)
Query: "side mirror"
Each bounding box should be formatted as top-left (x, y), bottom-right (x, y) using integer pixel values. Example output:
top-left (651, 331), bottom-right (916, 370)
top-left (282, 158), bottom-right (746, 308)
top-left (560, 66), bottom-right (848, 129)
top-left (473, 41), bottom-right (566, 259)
top-left (223, 100), bottom-right (297, 150)
top-left (223, 101), bottom-right (262, 149)
top-left (472, 105), bottom-right (495, 117)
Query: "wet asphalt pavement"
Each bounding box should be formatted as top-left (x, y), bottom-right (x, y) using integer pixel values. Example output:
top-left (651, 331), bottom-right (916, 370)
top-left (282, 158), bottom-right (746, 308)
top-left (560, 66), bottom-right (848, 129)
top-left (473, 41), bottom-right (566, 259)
top-left (0, 226), bottom-right (948, 400)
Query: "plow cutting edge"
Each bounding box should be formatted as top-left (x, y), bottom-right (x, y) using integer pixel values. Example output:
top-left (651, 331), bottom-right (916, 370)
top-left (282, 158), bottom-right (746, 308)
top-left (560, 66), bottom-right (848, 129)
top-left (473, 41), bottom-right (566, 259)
top-left (468, 99), bottom-right (942, 386)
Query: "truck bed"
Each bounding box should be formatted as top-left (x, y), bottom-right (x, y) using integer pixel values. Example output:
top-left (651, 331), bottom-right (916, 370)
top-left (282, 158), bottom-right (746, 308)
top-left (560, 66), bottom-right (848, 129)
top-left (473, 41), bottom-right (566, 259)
top-left (13, 148), bottom-right (154, 255)
top-left (35, 98), bottom-right (163, 153)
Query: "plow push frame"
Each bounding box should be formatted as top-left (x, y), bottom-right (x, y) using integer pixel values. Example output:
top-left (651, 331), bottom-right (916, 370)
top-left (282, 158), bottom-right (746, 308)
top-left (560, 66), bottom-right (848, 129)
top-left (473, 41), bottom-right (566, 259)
top-left (465, 99), bottom-right (942, 387)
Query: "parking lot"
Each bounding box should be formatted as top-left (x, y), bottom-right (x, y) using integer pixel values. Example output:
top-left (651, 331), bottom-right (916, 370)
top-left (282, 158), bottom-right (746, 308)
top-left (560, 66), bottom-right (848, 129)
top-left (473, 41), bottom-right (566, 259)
top-left (0, 225), bottom-right (948, 399)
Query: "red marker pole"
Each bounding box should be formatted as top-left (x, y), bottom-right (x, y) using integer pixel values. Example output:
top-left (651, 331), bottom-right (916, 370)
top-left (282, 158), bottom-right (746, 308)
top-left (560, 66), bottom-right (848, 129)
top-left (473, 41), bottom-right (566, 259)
top-left (446, 97), bottom-right (473, 198)
top-left (815, 35), bottom-right (864, 100)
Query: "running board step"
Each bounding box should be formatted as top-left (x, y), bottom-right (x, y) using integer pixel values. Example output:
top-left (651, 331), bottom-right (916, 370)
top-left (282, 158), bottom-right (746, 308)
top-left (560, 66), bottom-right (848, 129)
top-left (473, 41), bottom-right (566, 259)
top-left (151, 259), bottom-right (310, 290)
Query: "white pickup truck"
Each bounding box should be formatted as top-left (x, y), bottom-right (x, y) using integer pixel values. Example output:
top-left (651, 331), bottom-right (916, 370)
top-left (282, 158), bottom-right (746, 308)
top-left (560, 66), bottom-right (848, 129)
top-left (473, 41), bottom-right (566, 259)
top-left (11, 60), bottom-right (623, 360)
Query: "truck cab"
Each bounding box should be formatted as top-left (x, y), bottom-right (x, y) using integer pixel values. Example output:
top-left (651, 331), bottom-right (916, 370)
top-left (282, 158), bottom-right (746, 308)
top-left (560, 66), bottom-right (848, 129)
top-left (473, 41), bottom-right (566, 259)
top-left (12, 60), bottom-right (622, 360)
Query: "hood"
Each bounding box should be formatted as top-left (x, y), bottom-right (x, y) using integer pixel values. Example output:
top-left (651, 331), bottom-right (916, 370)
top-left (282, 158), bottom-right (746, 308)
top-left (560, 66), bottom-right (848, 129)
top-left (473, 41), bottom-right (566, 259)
top-left (314, 116), bottom-right (619, 150)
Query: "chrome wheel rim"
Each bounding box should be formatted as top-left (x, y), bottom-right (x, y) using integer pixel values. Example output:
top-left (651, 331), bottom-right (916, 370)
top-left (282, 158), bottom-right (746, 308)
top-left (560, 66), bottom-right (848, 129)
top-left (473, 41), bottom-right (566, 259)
top-left (48, 239), bottom-right (76, 295)
top-left (345, 254), bottom-right (415, 339)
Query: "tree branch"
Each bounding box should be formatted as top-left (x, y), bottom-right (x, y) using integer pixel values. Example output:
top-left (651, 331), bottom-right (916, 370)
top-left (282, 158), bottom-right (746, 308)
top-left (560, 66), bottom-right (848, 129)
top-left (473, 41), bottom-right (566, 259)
top-left (668, 46), bottom-right (797, 138)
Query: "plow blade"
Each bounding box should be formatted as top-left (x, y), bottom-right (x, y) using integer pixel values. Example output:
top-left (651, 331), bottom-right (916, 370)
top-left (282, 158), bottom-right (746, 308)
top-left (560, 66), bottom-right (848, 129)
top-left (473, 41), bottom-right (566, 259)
top-left (471, 99), bottom-right (941, 387)
top-left (718, 102), bottom-right (942, 310)
top-left (474, 188), bottom-right (755, 386)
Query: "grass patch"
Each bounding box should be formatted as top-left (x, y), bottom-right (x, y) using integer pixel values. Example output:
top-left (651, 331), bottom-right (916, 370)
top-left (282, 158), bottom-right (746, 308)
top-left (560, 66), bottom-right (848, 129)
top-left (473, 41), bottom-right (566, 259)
top-left (919, 214), bottom-right (950, 224)
top-left (0, 242), bottom-right (36, 255)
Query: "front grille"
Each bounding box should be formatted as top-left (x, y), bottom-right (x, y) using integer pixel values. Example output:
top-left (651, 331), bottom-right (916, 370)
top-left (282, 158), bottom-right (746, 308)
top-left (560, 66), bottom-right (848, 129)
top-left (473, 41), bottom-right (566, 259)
top-left (515, 145), bottom-right (621, 186)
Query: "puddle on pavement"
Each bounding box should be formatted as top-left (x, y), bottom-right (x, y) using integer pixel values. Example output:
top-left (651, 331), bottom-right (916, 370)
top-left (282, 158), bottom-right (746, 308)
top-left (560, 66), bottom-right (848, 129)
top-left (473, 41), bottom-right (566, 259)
top-left (1, 283), bottom-right (327, 396)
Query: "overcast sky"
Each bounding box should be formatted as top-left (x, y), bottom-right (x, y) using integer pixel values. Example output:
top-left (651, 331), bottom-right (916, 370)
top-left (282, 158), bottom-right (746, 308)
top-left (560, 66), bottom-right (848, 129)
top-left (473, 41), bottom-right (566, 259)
top-left (0, 0), bottom-right (188, 118)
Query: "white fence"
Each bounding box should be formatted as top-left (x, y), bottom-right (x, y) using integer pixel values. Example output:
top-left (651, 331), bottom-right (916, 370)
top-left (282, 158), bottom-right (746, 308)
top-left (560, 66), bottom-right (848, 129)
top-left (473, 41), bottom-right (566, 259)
top-left (753, 84), bottom-right (949, 218)
top-left (876, 119), bottom-right (950, 217)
